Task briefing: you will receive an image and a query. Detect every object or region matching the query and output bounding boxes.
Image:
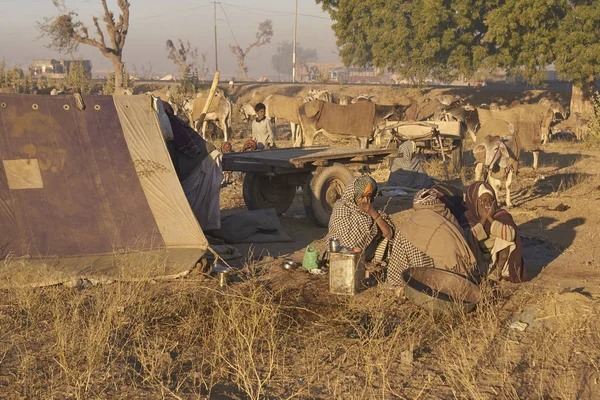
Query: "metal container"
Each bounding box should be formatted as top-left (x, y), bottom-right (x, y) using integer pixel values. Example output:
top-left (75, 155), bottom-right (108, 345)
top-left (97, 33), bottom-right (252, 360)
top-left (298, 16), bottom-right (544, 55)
top-left (329, 249), bottom-right (365, 295)
top-left (213, 264), bottom-right (230, 287)
top-left (328, 237), bottom-right (342, 253)
top-left (216, 270), bottom-right (230, 287)
top-left (282, 259), bottom-right (299, 270)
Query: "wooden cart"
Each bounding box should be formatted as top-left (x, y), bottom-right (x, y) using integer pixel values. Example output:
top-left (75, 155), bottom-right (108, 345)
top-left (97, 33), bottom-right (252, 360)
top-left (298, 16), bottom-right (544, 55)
top-left (222, 146), bottom-right (396, 227)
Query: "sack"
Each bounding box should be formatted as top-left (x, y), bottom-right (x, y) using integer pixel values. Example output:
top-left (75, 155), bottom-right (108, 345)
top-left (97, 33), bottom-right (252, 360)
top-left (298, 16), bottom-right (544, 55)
top-left (302, 246), bottom-right (320, 270)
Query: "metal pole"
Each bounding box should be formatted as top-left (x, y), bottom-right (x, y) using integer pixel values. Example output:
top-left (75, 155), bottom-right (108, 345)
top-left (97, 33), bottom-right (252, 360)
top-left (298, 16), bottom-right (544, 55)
top-left (214, 1), bottom-right (219, 72)
top-left (292, 0), bottom-right (298, 82)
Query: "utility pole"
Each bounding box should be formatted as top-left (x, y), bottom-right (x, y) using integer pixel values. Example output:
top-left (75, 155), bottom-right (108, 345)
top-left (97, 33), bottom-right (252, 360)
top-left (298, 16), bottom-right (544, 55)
top-left (213, 1), bottom-right (219, 72)
top-left (292, 0), bottom-right (298, 82)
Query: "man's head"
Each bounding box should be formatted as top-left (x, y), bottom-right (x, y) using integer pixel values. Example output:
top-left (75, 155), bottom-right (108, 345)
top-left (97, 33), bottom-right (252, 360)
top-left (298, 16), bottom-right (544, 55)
top-left (254, 103), bottom-right (266, 120)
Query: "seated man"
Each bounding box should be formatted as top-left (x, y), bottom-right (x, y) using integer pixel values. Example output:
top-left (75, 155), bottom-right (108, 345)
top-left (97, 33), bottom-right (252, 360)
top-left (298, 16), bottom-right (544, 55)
top-left (251, 103), bottom-right (274, 150)
top-left (464, 182), bottom-right (525, 283)
top-left (328, 176), bottom-right (394, 263)
top-left (386, 188), bottom-right (477, 287)
top-left (387, 140), bottom-right (433, 189)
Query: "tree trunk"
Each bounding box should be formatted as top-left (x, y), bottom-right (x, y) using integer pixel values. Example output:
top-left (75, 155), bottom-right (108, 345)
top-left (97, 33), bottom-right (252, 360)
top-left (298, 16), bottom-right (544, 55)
top-left (569, 75), bottom-right (596, 120)
top-left (112, 58), bottom-right (125, 93)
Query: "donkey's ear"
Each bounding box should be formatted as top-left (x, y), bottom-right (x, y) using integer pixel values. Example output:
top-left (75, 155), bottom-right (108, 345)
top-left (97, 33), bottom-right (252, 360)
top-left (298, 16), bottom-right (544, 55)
top-left (507, 123), bottom-right (516, 135)
top-left (473, 144), bottom-right (486, 164)
top-left (499, 141), bottom-right (510, 159)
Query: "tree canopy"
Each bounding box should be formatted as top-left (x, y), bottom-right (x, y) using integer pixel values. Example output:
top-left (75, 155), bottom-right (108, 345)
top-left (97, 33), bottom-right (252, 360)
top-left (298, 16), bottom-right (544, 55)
top-left (271, 41), bottom-right (318, 77)
top-left (38, 0), bottom-right (130, 92)
top-left (316, 0), bottom-right (600, 89)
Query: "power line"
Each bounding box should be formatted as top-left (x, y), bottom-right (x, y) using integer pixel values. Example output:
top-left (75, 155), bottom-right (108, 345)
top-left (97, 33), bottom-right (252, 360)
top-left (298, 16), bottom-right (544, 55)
top-left (220, 2), bottom-right (330, 20)
top-left (135, 5), bottom-right (211, 21)
top-left (218, 3), bottom-right (241, 49)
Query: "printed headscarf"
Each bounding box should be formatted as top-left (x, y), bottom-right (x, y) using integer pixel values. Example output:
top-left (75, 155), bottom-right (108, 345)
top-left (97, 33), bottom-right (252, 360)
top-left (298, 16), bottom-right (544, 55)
top-left (353, 175), bottom-right (378, 204)
top-left (413, 188), bottom-right (442, 206)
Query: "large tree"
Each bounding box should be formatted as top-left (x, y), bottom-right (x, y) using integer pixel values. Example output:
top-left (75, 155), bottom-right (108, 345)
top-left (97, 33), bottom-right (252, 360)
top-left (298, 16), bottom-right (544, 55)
top-left (38, 0), bottom-right (130, 93)
top-left (317, 0), bottom-right (600, 116)
top-left (271, 41), bottom-right (319, 79)
top-left (230, 19), bottom-right (273, 79)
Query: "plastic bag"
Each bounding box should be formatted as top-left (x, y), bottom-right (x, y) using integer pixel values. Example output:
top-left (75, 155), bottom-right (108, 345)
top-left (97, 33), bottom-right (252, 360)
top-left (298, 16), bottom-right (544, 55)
top-left (302, 246), bottom-right (320, 270)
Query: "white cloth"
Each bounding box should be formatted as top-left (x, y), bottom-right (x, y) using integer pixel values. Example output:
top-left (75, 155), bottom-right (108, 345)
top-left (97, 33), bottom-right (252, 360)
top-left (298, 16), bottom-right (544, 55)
top-left (478, 185), bottom-right (493, 197)
top-left (252, 118), bottom-right (274, 148)
top-left (181, 149), bottom-right (223, 231)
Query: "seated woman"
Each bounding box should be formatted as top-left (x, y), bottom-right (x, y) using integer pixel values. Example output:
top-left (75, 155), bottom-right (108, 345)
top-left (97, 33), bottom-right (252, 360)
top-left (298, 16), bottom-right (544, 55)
top-left (464, 182), bottom-right (526, 283)
top-left (386, 188), bottom-right (477, 287)
top-left (328, 176), bottom-right (394, 262)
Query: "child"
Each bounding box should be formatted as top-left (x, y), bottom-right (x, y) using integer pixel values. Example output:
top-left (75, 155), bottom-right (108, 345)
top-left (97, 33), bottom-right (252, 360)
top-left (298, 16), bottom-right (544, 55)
top-left (251, 103), bottom-right (274, 149)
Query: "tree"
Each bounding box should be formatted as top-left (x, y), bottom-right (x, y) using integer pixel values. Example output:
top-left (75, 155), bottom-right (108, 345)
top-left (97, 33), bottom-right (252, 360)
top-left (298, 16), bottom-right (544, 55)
top-left (166, 39), bottom-right (199, 77)
top-left (230, 19), bottom-right (273, 79)
top-left (317, 0), bottom-right (600, 117)
top-left (485, 0), bottom-right (600, 117)
top-left (271, 41), bottom-right (318, 79)
top-left (64, 60), bottom-right (92, 94)
top-left (37, 0), bottom-right (130, 93)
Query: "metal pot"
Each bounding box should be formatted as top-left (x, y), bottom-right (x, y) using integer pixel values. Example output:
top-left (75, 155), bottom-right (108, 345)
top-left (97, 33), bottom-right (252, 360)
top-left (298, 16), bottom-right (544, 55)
top-left (328, 237), bottom-right (342, 253)
top-left (282, 259), bottom-right (299, 270)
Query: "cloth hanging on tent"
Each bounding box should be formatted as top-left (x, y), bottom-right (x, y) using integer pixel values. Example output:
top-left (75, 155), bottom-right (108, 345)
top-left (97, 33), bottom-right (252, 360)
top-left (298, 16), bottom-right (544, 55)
top-left (180, 149), bottom-right (223, 231)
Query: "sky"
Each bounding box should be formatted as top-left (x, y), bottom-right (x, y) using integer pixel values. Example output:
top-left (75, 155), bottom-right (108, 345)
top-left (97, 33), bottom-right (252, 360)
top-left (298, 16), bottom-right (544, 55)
top-left (0, 0), bottom-right (341, 79)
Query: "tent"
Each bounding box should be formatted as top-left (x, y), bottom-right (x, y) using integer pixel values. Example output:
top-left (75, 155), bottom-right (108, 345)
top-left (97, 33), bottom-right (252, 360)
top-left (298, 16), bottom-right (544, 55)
top-left (0, 94), bottom-right (208, 286)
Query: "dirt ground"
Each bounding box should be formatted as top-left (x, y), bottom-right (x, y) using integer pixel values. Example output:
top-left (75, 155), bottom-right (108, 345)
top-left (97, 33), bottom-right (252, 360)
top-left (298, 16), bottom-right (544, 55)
top-left (1, 84), bottom-right (599, 399)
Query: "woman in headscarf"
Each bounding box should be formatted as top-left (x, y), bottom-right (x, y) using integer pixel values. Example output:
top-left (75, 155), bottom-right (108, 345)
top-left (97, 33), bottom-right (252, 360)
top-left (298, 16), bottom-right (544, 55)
top-left (386, 188), bottom-right (477, 287)
top-left (328, 176), bottom-right (394, 262)
top-left (464, 181), bottom-right (525, 283)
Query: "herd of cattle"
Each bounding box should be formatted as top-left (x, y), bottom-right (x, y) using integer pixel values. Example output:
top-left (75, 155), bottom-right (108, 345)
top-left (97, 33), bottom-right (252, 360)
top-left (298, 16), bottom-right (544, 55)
top-left (154, 87), bottom-right (579, 206)
top-left (8, 84), bottom-right (581, 207)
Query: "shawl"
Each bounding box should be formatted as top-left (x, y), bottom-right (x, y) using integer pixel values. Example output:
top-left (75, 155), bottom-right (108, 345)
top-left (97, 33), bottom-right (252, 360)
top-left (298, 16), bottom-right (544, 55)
top-left (328, 177), bottom-right (390, 250)
top-left (398, 208), bottom-right (476, 275)
top-left (464, 181), bottom-right (525, 282)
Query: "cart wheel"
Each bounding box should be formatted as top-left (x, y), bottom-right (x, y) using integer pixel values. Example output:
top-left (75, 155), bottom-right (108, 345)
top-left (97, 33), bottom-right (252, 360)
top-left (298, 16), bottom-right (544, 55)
top-left (303, 165), bottom-right (355, 227)
top-left (243, 173), bottom-right (296, 215)
top-left (451, 140), bottom-right (463, 173)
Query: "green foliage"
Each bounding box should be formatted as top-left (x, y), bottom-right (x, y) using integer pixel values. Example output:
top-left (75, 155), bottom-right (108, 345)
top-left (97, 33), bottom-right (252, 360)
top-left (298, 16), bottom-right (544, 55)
top-left (102, 67), bottom-right (134, 95)
top-left (64, 61), bottom-right (92, 94)
top-left (316, 0), bottom-right (600, 87)
top-left (271, 41), bottom-right (319, 77)
top-left (0, 61), bottom-right (34, 93)
top-left (589, 91), bottom-right (600, 141)
top-left (170, 69), bottom-right (202, 118)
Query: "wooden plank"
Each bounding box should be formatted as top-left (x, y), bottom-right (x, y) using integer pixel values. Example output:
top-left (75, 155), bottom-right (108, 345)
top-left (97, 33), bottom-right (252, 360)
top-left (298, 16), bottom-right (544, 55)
top-left (222, 146), bottom-right (396, 172)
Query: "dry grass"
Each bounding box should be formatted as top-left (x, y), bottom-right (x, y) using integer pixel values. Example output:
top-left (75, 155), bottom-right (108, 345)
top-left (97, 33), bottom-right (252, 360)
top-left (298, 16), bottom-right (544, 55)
top-left (1, 255), bottom-right (599, 399)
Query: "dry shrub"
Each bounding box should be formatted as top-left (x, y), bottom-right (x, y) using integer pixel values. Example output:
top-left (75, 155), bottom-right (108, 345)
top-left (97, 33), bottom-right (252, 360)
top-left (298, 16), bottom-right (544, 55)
top-left (1, 256), bottom-right (599, 399)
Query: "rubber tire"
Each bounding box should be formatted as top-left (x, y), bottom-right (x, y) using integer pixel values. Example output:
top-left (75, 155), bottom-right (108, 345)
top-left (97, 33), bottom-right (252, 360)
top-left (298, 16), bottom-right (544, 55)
top-left (303, 165), bottom-right (355, 227)
top-left (243, 173), bottom-right (296, 215)
top-left (451, 140), bottom-right (463, 173)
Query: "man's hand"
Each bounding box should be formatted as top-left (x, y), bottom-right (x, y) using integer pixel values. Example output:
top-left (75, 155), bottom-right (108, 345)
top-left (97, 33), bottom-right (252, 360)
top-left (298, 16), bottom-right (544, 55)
top-left (358, 196), bottom-right (375, 214)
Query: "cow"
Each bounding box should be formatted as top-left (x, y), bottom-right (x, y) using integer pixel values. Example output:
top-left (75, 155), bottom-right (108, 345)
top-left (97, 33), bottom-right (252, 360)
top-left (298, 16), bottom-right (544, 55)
top-left (477, 103), bottom-right (556, 170)
top-left (185, 91), bottom-right (232, 142)
top-left (473, 120), bottom-right (520, 207)
top-left (305, 89), bottom-right (334, 103)
top-left (240, 94), bottom-right (304, 146)
top-left (297, 100), bottom-right (405, 148)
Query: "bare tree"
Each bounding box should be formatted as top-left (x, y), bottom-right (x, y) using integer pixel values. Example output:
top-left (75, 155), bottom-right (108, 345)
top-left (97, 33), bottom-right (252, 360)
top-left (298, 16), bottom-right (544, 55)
top-left (229, 19), bottom-right (273, 79)
top-left (37, 0), bottom-right (130, 93)
top-left (166, 39), bottom-right (199, 77)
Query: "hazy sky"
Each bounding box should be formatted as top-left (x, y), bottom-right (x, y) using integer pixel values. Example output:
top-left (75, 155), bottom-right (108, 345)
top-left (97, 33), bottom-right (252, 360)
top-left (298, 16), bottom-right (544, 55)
top-left (0, 0), bottom-right (341, 78)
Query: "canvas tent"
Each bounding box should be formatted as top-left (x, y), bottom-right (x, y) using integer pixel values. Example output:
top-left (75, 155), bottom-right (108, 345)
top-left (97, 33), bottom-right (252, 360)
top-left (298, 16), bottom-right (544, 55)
top-left (0, 94), bottom-right (208, 286)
